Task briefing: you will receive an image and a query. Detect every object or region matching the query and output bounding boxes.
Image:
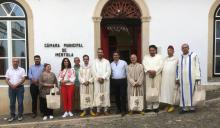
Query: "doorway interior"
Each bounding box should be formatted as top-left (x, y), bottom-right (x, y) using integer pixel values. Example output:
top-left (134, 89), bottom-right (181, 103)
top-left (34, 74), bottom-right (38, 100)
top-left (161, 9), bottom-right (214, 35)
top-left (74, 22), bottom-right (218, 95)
top-left (101, 18), bottom-right (141, 63)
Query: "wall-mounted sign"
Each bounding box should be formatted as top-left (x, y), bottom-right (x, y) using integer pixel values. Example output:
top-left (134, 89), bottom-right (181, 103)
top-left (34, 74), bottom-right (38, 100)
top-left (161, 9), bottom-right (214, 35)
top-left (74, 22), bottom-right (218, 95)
top-left (44, 43), bottom-right (84, 57)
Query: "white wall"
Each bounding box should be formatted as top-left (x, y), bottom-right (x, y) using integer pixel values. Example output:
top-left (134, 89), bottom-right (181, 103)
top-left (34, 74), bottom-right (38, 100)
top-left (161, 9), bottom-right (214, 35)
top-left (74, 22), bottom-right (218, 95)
top-left (26, 0), bottom-right (213, 83)
top-left (27, 0), bottom-right (97, 75)
top-left (146, 0), bottom-right (212, 84)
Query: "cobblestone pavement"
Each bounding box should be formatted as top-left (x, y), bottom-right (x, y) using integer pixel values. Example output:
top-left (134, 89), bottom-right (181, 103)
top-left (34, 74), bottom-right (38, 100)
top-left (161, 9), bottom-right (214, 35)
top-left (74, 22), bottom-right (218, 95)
top-left (206, 89), bottom-right (220, 100)
top-left (0, 91), bottom-right (220, 128)
top-left (0, 101), bottom-right (220, 128)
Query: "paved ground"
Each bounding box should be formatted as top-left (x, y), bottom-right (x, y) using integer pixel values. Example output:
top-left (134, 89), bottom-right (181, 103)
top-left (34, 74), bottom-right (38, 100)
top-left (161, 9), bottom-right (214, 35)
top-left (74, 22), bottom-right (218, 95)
top-left (0, 90), bottom-right (220, 128)
top-left (206, 88), bottom-right (220, 100)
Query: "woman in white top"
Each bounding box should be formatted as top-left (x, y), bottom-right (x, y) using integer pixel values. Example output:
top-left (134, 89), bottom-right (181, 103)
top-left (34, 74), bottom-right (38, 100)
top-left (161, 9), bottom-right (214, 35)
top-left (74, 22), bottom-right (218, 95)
top-left (58, 58), bottom-right (75, 118)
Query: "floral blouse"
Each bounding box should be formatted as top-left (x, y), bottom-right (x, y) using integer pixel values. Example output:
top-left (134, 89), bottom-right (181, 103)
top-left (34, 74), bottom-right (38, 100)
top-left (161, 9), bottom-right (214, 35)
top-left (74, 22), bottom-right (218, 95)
top-left (58, 68), bottom-right (75, 85)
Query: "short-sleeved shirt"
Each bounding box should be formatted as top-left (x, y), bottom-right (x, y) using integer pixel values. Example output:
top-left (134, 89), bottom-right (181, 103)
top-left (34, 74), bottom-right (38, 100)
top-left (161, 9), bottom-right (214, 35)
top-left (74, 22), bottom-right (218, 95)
top-left (5, 67), bottom-right (26, 85)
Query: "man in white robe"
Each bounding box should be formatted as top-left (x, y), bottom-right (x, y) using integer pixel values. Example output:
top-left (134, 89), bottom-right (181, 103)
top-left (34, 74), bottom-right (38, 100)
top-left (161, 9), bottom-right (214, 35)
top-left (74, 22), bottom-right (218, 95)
top-left (92, 48), bottom-right (111, 115)
top-left (79, 55), bottom-right (95, 117)
top-left (143, 45), bottom-right (163, 113)
top-left (176, 43), bottom-right (201, 113)
top-left (160, 45), bottom-right (178, 112)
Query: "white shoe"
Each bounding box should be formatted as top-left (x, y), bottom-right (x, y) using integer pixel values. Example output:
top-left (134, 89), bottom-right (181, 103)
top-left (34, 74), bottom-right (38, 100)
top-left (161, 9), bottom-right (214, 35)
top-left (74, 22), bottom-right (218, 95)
top-left (68, 111), bottom-right (73, 117)
top-left (49, 115), bottom-right (54, 119)
top-left (62, 112), bottom-right (69, 118)
top-left (43, 116), bottom-right (47, 121)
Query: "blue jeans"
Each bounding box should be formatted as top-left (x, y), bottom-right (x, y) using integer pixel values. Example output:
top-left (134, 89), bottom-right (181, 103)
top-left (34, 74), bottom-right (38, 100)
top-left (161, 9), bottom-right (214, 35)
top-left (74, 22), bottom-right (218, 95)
top-left (8, 85), bottom-right (25, 117)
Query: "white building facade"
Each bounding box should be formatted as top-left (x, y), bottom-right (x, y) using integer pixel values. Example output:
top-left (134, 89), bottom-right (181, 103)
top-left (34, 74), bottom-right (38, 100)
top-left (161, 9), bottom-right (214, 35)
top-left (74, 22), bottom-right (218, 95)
top-left (0, 0), bottom-right (219, 115)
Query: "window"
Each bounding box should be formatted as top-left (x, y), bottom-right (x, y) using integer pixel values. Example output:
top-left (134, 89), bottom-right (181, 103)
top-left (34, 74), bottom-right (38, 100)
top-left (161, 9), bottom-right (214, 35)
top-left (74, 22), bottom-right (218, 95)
top-left (0, 2), bottom-right (27, 77)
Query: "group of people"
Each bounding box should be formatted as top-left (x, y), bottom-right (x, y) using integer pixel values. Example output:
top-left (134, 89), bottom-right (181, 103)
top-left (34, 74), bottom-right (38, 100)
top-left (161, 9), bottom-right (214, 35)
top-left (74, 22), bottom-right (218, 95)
top-left (5, 43), bottom-right (201, 122)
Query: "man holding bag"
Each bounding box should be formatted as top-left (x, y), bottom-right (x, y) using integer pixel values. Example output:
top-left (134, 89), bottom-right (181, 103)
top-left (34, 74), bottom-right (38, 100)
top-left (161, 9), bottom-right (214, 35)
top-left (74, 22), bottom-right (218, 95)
top-left (92, 48), bottom-right (111, 116)
top-left (127, 54), bottom-right (144, 115)
top-left (143, 45), bottom-right (163, 113)
top-left (79, 55), bottom-right (95, 117)
top-left (176, 43), bottom-right (201, 113)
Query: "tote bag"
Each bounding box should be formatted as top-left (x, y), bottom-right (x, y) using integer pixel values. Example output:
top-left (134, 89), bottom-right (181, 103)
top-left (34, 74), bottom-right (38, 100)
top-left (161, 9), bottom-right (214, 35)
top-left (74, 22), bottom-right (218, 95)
top-left (193, 82), bottom-right (206, 106)
top-left (129, 88), bottom-right (144, 111)
top-left (146, 87), bottom-right (159, 102)
top-left (173, 86), bottom-right (180, 105)
top-left (46, 84), bottom-right (60, 109)
top-left (81, 85), bottom-right (92, 108)
top-left (95, 83), bottom-right (105, 107)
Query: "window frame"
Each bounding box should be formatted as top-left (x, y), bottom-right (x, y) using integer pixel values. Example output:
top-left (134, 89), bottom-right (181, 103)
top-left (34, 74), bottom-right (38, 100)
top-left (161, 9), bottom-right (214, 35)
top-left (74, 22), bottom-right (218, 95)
top-left (0, 1), bottom-right (29, 78)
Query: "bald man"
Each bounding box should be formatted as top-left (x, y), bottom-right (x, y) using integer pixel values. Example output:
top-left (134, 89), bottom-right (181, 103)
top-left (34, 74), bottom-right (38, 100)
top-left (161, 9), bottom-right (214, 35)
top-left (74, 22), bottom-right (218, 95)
top-left (73, 57), bottom-right (81, 113)
top-left (5, 58), bottom-right (26, 122)
top-left (176, 43), bottom-right (201, 113)
top-left (127, 54), bottom-right (144, 114)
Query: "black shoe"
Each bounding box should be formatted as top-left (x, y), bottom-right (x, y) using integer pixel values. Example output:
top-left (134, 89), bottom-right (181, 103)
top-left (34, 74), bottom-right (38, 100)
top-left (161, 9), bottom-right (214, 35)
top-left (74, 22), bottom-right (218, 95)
top-left (18, 116), bottom-right (23, 121)
top-left (7, 116), bottom-right (15, 122)
top-left (179, 110), bottom-right (187, 114)
top-left (32, 113), bottom-right (37, 118)
top-left (144, 109), bottom-right (152, 113)
top-left (153, 109), bottom-right (159, 113)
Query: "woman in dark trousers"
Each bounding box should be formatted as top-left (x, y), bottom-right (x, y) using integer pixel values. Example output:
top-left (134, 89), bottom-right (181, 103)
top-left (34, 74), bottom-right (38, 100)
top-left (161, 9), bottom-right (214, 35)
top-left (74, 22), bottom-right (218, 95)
top-left (39, 63), bottom-right (57, 120)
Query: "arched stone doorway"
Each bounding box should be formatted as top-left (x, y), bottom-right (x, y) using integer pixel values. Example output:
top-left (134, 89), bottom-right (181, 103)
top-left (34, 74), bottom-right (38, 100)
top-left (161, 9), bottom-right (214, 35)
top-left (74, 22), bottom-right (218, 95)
top-left (101, 0), bottom-right (142, 62)
top-left (93, 0), bottom-right (151, 62)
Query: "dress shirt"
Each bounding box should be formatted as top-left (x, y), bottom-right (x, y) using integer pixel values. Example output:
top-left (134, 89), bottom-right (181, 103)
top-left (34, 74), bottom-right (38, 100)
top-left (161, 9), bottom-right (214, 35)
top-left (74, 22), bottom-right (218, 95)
top-left (28, 64), bottom-right (44, 83)
top-left (111, 60), bottom-right (127, 79)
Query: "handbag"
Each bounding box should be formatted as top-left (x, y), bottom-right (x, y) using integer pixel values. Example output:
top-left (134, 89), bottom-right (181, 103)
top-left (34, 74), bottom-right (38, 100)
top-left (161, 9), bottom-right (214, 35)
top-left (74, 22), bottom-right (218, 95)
top-left (146, 87), bottom-right (159, 102)
top-left (193, 81), bottom-right (206, 106)
top-left (46, 84), bottom-right (61, 109)
top-left (129, 87), bottom-right (144, 111)
top-left (173, 85), bottom-right (180, 105)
